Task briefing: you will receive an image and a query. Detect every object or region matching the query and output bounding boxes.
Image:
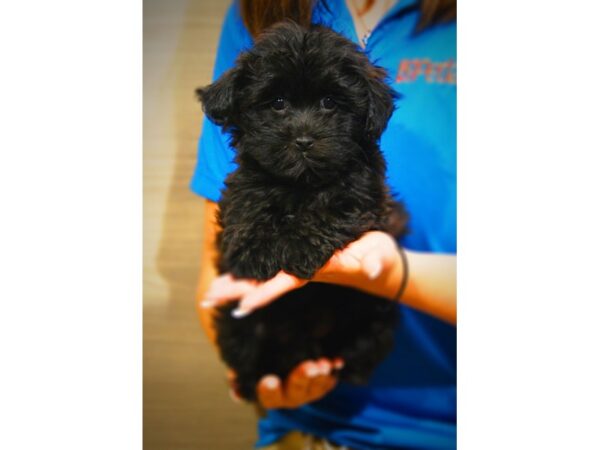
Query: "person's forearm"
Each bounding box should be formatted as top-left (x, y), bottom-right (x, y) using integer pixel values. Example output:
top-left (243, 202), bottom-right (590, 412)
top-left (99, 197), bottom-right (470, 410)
top-left (199, 209), bottom-right (456, 326)
top-left (316, 246), bottom-right (456, 325)
top-left (195, 200), bottom-right (221, 345)
top-left (197, 258), bottom-right (219, 345)
top-left (402, 250), bottom-right (456, 325)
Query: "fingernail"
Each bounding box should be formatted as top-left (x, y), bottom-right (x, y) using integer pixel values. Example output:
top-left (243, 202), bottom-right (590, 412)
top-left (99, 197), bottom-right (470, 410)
top-left (319, 364), bottom-right (330, 375)
top-left (200, 299), bottom-right (215, 308)
top-left (368, 261), bottom-right (382, 279)
top-left (334, 360), bottom-right (344, 369)
top-left (231, 308), bottom-right (250, 318)
top-left (305, 364), bottom-right (319, 377)
top-left (263, 376), bottom-right (279, 389)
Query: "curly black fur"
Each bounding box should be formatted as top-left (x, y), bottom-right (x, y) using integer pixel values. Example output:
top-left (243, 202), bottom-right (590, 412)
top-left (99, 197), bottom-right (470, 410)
top-left (197, 22), bottom-right (408, 401)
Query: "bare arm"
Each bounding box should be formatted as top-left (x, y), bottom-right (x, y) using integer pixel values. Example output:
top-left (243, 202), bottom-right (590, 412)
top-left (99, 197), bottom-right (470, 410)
top-left (195, 200), bottom-right (220, 345)
top-left (313, 232), bottom-right (456, 324)
top-left (401, 250), bottom-right (456, 324)
top-left (203, 231), bottom-right (456, 325)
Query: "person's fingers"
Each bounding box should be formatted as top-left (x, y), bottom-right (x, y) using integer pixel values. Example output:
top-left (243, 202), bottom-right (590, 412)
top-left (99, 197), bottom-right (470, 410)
top-left (306, 359), bottom-right (335, 400)
top-left (352, 232), bottom-right (399, 279)
top-left (226, 369), bottom-right (243, 403)
top-left (333, 248), bottom-right (362, 270)
top-left (257, 375), bottom-right (285, 409)
top-left (257, 358), bottom-right (343, 409)
top-left (233, 271), bottom-right (307, 317)
top-left (346, 231), bottom-right (396, 256)
top-left (229, 388), bottom-right (242, 403)
top-left (283, 361), bottom-right (319, 407)
top-left (318, 232), bottom-right (394, 279)
top-left (306, 374), bottom-right (334, 400)
top-left (206, 273), bottom-right (256, 298)
top-left (319, 374), bottom-right (338, 395)
top-left (360, 248), bottom-right (384, 279)
top-left (332, 358), bottom-right (345, 370)
top-left (226, 369), bottom-right (236, 383)
top-left (206, 273), bottom-right (236, 295)
top-left (316, 358), bottom-right (332, 375)
top-left (317, 248), bottom-right (362, 281)
top-left (200, 274), bottom-right (257, 308)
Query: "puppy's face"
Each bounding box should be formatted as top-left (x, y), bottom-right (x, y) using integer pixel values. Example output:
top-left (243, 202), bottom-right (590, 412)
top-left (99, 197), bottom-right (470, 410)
top-left (198, 22), bottom-right (396, 183)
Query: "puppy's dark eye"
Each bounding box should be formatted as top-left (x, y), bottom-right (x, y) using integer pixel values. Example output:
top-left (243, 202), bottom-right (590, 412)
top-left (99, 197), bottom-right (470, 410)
top-left (271, 97), bottom-right (286, 111)
top-left (321, 96), bottom-right (336, 110)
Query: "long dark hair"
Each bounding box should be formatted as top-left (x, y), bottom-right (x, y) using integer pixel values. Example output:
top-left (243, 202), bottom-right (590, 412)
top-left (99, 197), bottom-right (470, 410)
top-left (240, 0), bottom-right (456, 38)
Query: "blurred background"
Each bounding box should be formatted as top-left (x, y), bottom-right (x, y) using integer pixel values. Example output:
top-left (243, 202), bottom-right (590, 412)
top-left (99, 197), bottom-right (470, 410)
top-left (143, 0), bottom-right (256, 448)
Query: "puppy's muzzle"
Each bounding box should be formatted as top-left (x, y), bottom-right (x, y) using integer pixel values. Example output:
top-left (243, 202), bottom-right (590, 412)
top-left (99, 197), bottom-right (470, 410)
top-left (295, 136), bottom-right (314, 152)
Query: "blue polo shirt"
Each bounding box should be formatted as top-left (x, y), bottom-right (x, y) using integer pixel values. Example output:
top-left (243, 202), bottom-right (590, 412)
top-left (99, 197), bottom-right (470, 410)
top-left (191, 1), bottom-right (456, 448)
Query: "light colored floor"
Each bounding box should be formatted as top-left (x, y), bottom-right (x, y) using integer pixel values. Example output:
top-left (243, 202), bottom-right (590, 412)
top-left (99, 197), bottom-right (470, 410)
top-left (143, 1), bottom-right (256, 448)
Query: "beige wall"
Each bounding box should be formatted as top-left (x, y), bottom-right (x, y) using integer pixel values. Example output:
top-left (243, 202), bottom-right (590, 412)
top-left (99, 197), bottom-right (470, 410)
top-left (143, 0), bottom-right (256, 448)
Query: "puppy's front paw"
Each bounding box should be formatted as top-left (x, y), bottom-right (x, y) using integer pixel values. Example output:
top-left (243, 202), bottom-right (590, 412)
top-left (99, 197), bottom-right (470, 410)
top-left (220, 240), bottom-right (282, 280)
top-left (280, 241), bottom-right (336, 279)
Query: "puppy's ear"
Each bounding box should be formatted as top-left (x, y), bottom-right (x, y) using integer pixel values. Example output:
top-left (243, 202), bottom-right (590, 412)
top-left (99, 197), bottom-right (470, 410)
top-left (196, 67), bottom-right (240, 127)
top-left (365, 66), bottom-right (398, 140)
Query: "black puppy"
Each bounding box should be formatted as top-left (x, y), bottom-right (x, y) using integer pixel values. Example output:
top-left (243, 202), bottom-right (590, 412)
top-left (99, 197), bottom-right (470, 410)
top-left (197, 22), bottom-right (407, 401)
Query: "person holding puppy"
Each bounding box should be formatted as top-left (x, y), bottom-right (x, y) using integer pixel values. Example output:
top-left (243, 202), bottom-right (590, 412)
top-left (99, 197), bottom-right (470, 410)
top-left (192, 0), bottom-right (456, 448)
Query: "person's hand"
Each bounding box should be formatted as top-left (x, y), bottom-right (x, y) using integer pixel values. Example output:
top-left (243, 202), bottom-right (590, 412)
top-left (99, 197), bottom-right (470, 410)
top-left (227, 358), bottom-right (344, 409)
top-left (201, 231), bottom-right (403, 317)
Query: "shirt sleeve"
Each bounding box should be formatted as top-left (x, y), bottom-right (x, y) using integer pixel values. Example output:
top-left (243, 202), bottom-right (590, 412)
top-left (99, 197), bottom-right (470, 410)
top-left (190, 0), bottom-right (253, 201)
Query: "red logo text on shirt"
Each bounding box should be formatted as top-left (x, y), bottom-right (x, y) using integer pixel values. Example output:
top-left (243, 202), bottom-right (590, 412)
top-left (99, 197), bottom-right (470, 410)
top-left (395, 58), bottom-right (456, 84)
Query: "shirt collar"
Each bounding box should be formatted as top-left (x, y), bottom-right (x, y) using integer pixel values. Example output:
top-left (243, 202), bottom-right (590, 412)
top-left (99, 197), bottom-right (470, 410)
top-left (314, 0), bottom-right (421, 45)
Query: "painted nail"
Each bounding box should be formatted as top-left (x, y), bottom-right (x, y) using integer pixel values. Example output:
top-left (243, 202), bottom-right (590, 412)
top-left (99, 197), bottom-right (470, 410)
top-left (305, 364), bottom-right (320, 377)
top-left (231, 308), bottom-right (250, 318)
top-left (263, 376), bottom-right (279, 389)
top-left (319, 364), bottom-right (330, 375)
top-left (368, 261), bottom-right (382, 279)
top-left (333, 360), bottom-right (345, 370)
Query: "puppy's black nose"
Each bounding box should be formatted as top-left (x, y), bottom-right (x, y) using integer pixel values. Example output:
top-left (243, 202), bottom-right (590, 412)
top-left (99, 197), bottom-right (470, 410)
top-left (295, 136), bottom-right (314, 151)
